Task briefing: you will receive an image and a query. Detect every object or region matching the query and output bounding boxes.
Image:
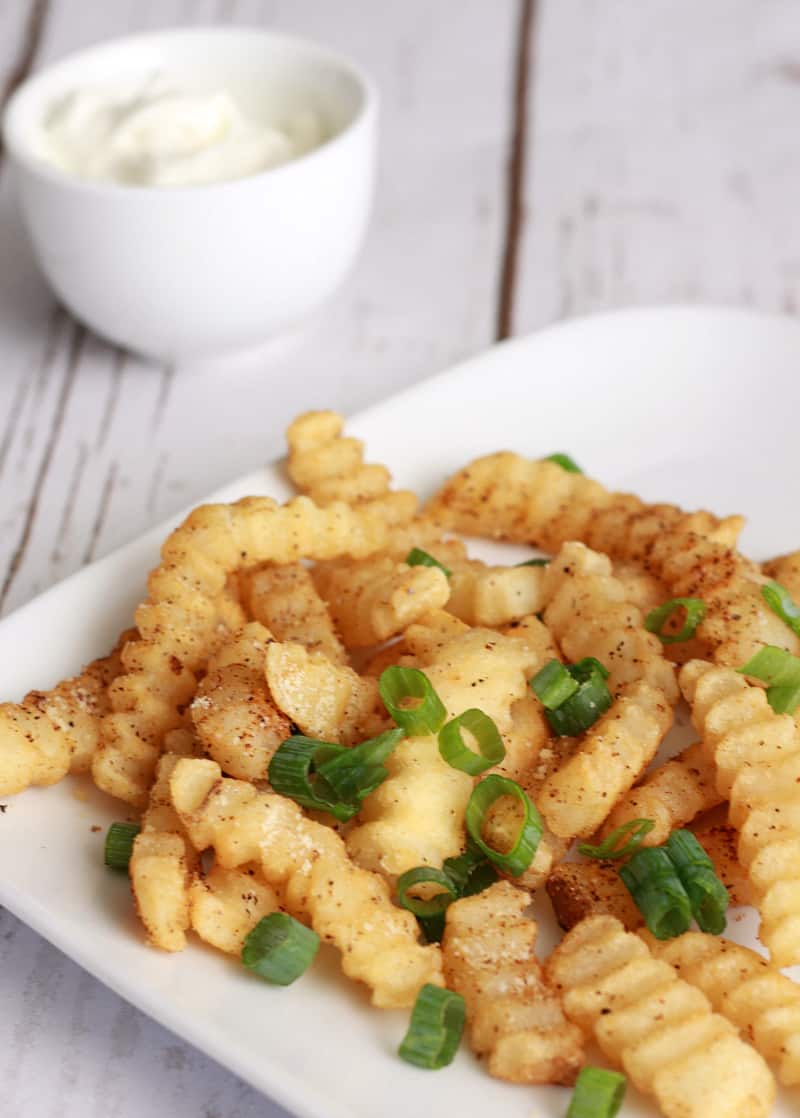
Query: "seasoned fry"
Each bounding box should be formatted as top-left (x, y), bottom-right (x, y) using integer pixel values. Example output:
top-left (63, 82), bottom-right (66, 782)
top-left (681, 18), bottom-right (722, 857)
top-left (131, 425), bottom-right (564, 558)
top-left (427, 451), bottom-right (742, 553)
top-left (93, 496), bottom-right (389, 807)
top-left (546, 915), bottom-right (775, 1118)
top-left (0, 629), bottom-right (133, 796)
top-left (242, 563), bottom-right (346, 664)
top-left (539, 681), bottom-right (673, 840)
top-left (681, 660), bottom-right (800, 966)
top-left (611, 559), bottom-right (669, 614)
top-left (129, 831), bottom-right (191, 953)
top-left (170, 758), bottom-right (442, 1007)
top-left (646, 930), bottom-right (800, 1086)
top-left (286, 410), bottom-right (417, 525)
top-left (442, 882), bottom-right (583, 1085)
top-left (192, 623), bottom-right (291, 782)
top-left (542, 542), bottom-right (678, 703)
top-left (346, 627), bottom-right (547, 878)
top-left (313, 554), bottom-right (450, 647)
top-left (266, 641), bottom-right (386, 744)
top-left (546, 861), bottom-right (643, 932)
top-left (447, 562), bottom-right (547, 627)
top-left (602, 740), bottom-right (722, 846)
top-left (190, 863), bottom-right (280, 955)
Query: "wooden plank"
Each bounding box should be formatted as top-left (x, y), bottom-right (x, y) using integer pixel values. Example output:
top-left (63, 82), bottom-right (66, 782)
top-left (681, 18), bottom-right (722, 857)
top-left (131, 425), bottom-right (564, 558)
top-left (512, 0), bottom-right (800, 332)
top-left (0, 0), bottom-right (517, 615)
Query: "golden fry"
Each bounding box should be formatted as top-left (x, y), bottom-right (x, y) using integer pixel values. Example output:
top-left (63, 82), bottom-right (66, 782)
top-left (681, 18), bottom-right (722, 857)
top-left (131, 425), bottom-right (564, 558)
top-left (442, 882), bottom-right (583, 1085)
top-left (129, 831), bottom-right (191, 953)
top-left (190, 863), bottom-right (279, 955)
top-left (546, 861), bottom-right (643, 932)
top-left (242, 563), bottom-right (346, 664)
top-left (546, 915), bottom-right (775, 1118)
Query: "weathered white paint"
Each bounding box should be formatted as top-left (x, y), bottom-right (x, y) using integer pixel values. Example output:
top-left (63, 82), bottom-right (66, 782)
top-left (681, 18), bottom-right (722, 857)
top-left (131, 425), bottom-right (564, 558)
top-left (3, 1), bottom-right (800, 1115)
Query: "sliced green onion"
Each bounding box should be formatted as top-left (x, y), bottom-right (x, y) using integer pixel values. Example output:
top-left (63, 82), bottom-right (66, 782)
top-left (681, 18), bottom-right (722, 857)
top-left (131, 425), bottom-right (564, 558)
top-left (578, 819), bottom-right (655, 861)
top-left (762, 580), bottom-right (800, 638)
top-left (267, 735), bottom-right (351, 821)
top-left (379, 666), bottom-right (447, 736)
top-left (316, 728), bottom-right (404, 803)
top-left (104, 822), bottom-right (140, 870)
top-left (438, 709), bottom-right (505, 775)
top-left (241, 913), bottom-right (319, 985)
top-left (664, 829), bottom-right (729, 935)
top-left (398, 984), bottom-right (465, 1069)
top-left (405, 547), bottom-right (452, 579)
top-left (397, 867), bottom-right (459, 919)
top-left (465, 775), bottom-right (542, 877)
top-left (619, 847), bottom-right (692, 940)
top-left (738, 645), bottom-right (800, 714)
top-left (566, 1066), bottom-right (627, 1118)
top-left (545, 452), bottom-right (583, 474)
top-left (532, 657), bottom-right (612, 737)
top-left (516, 557), bottom-right (550, 567)
top-left (530, 659), bottom-right (579, 710)
top-left (645, 598), bottom-right (706, 644)
top-left (442, 838), bottom-right (498, 896)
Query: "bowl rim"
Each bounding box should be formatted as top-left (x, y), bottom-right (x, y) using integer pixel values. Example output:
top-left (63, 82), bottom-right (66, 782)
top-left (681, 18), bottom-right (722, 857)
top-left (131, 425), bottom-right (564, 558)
top-left (1, 24), bottom-right (378, 199)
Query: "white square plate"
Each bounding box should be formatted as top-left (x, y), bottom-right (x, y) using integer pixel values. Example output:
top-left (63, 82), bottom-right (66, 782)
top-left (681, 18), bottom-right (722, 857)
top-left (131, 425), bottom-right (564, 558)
top-left (1, 307), bottom-right (798, 1118)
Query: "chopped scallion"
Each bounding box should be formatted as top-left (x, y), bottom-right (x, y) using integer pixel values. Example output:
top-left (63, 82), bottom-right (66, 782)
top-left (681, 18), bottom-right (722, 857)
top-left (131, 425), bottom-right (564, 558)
top-left (619, 847), bottom-right (692, 940)
top-left (241, 913), bottom-right (319, 985)
top-left (398, 984), bottom-right (465, 1069)
top-left (578, 818), bottom-right (655, 861)
top-left (104, 822), bottom-right (140, 870)
top-left (645, 598), bottom-right (706, 644)
top-left (738, 645), bottom-right (800, 714)
top-left (566, 1066), bottom-right (627, 1118)
top-left (405, 547), bottom-right (452, 579)
top-left (545, 453), bottom-right (583, 474)
top-left (531, 657), bottom-right (612, 736)
top-left (316, 728), bottom-right (404, 804)
top-left (438, 708), bottom-right (505, 775)
top-left (663, 829), bottom-right (729, 935)
top-left (516, 557), bottom-right (550, 567)
top-left (379, 666), bottom-right (447, 736)
top-left (465, 775), bottom-right (542, 877)
top-left (761, 580), bottom-right (800, 638)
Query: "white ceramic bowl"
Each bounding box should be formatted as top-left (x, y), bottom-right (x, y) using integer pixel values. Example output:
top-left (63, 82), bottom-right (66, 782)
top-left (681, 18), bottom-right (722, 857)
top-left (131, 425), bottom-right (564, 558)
top-left (2, 27), bottom-right (377, 360)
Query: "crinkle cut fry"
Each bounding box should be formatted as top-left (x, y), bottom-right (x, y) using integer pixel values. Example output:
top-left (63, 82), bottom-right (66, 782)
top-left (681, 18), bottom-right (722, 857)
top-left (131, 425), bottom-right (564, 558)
top-left (242, 562), bottom-right (347, 664)
top-left (427, 452), bottom-right (797, 666)
top-left (192, 622), bottom-right (292, 782)
top-left (130, 830), bottom-right (191, 953)
top-left (169, 758), bottom-right (442, 1008)
top-left (601, 740), bottom-right (722, 846)
top-left (92, 496), bottom-right (389, 808)
top-left (546, 915), bottom-right (775, 1118)
top-left (0, 628), bottom-right (134, 797)
top-left (541, 541), bottom-right (678, 703)
top-left (680, 660), bottom-right (800, 967)
top-left (539, 681), bottom-right (673, 841)
top-left (286, 410), bottom-right (417, 525)
top-left (442, 882), bottom-right (583, 1085)
top-left (645, 930), bottom-right (800, 1087)
top-left (312, 554), bottom-right (450, 647)
top-left (190, 863), bottom-right (280, 956)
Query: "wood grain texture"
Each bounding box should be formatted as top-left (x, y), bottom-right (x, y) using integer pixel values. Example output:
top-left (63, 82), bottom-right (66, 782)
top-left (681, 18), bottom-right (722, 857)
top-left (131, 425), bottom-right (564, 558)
top-left (513, 0), bottom-right (800, 331)
top-left (3, 2), bottom-right (800, 1116)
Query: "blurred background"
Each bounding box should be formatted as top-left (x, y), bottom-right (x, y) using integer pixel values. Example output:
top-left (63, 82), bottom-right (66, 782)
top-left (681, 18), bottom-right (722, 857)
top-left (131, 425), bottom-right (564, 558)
top-left (0, 2), bottom-right (798, 1115)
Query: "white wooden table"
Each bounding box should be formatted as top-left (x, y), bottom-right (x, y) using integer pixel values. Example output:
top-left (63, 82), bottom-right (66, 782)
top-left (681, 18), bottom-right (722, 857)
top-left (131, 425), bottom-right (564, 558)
top-left (1, 1), bottom-right (798, 1114)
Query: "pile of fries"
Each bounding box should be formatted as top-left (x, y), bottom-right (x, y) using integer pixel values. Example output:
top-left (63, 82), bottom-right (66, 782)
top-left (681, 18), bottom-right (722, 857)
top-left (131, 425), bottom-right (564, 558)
top-left (2, 410), bottom-right (799, 1118)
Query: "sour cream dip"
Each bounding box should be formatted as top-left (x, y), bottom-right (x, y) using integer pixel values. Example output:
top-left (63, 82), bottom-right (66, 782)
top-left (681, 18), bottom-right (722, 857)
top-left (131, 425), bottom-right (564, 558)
top-left (38, 75), bottom-right (327, 187)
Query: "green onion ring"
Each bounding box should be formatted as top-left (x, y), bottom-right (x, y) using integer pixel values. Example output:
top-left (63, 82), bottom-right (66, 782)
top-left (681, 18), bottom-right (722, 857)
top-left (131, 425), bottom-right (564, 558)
top-left (104, 822), bottom-right (140, 871)
top-left (241, 913), bottom-right (320, 985)
top-left (664, 829), bottom-right (729, 935)
top-left (465, 775), bottom-right (542, 877)
top-left (379, 666), bottom-right (447, 736)
top-left (645, 598), bottom-right (706, 644)
top-left (544, 452), bottom-right (583, 474)
top-left (619, 847), bottom-right (692, 940)
top-left (398, 984), bottom-right (466, 1069)
top-left (762, 580), bottom-right (800, 638)
top-left (438, 708), bottom-right (505, 775)
top-left (578, 818), bottom-right (655, 861)
top-left (530, 659), bottom-right (579, 710)
top-left (566, 1066), bottom-right (627, 1118)
top-left (738, 644), bottom-right (800, 714)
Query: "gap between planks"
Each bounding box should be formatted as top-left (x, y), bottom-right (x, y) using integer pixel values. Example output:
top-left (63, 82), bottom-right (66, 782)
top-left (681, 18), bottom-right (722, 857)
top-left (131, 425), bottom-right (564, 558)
top-left (0, 0), bottom-right (50, 164)
top-left (495, 0), bottom-right (536, 342)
